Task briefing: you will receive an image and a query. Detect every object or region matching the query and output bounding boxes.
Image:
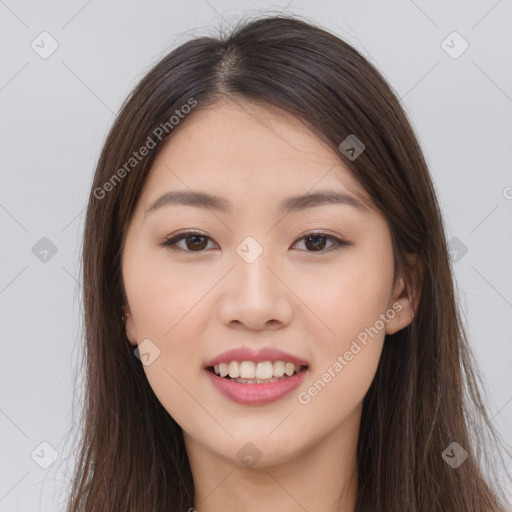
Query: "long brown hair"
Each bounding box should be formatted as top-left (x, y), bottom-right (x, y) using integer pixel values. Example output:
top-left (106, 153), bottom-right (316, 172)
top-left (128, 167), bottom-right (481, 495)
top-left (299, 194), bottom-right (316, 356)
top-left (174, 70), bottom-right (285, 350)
top-left (64, 13), bottom-right (511, 511)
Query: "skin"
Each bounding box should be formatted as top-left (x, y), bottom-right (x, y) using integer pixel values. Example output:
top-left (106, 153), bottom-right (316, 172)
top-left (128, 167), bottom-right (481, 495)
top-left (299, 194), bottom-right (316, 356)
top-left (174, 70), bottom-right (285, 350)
top-left (121, 98), bottom-right (422, 512)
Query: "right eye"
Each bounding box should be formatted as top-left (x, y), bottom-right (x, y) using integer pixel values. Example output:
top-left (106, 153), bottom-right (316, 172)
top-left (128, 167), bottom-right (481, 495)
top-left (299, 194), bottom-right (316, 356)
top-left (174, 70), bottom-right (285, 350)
top-left (158, 231), bottom-right (217, 252)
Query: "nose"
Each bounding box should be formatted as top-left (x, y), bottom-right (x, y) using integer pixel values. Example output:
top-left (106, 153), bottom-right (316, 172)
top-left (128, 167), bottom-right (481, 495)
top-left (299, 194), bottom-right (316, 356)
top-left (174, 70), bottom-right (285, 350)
top-left (216, 250), bottom-right (294, 331)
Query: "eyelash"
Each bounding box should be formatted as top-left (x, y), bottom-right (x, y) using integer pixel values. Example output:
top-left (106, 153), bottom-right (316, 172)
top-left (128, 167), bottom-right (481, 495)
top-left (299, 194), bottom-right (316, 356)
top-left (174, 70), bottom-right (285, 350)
top-left (158, 230), bottom-right (351, 254)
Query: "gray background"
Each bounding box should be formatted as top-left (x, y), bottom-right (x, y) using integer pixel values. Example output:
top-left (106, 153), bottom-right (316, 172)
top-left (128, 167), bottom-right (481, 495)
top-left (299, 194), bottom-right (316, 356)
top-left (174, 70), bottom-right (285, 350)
top-left (1, 0), bottom-right (511, 510)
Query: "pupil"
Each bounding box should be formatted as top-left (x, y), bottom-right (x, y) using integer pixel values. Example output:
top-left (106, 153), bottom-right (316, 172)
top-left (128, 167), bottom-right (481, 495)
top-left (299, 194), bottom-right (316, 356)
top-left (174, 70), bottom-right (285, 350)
top-left (306, 235), bottom-right (325, 251)
top-left (187, 235), bottom-right (207, 251)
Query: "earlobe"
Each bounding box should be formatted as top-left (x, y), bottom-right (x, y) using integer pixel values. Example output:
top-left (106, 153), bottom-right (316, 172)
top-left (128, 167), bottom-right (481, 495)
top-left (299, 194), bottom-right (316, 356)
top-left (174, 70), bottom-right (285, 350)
top-left (385, 295), bottom-right (415, 335)
top-left (122, 305), bottom-right (138, 346)
top-left (385, 255), bottom-right (424, 335)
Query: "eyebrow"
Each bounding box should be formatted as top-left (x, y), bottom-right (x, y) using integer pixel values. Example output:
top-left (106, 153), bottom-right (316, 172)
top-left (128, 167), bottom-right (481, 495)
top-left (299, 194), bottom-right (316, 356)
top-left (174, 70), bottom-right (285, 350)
top-left (145, 189), bottom-right (369, 217)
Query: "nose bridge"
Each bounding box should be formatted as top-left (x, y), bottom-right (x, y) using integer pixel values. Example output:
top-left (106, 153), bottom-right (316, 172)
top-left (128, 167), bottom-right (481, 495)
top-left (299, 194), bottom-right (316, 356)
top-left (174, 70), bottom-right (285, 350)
top-left (217, 235), bottom-right (292, 329)
top-left (234, 236), bottom-right (279, 299)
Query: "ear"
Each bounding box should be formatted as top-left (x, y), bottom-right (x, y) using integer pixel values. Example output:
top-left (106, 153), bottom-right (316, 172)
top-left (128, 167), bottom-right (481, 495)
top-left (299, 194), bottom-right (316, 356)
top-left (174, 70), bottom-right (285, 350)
top-left (122, 305), bottom-right (138, 346)
top-left (385, 253), bottom-right (424, 335)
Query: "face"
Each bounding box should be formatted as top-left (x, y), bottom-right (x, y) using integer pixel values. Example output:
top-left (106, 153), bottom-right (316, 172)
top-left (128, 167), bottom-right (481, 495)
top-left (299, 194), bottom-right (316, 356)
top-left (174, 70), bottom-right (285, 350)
top-left (121, 98), bottom-right (416, 469)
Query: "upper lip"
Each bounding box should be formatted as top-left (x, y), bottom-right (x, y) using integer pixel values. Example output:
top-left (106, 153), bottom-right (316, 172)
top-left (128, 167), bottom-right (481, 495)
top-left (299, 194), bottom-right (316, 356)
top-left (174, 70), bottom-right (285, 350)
top-left (204, 347), bottom-right (309, 368)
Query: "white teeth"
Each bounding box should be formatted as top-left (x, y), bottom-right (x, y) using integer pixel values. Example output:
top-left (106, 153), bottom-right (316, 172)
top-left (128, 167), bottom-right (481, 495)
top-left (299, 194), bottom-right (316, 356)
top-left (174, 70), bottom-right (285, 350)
top-left (240, 361), bottom-right (256, 379)
top-left (228, 361), bottom-right (240, 378)
top-left (211, 360), bottom-right (306, 379)
top-left (285, 362), bottom-right (295, 377)
top-left (273, 360), bottom-right (285, 377)
top-left (255, 361), bottom-right (273, 379)
top-left (219, 362), bottom-right (229, 377)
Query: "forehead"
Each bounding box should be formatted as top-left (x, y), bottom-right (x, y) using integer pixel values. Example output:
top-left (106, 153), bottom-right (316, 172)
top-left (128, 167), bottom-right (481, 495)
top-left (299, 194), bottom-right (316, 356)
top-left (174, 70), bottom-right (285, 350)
top-left (141, 99), bottom-right (373, 213)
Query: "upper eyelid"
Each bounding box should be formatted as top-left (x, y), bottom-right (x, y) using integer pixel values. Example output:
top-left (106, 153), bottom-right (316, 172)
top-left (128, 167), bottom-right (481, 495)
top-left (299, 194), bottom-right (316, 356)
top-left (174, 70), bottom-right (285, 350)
top-left (164, 229), bottom-right (340, 242)
top-left (166, 228), bottom-right (344, 238)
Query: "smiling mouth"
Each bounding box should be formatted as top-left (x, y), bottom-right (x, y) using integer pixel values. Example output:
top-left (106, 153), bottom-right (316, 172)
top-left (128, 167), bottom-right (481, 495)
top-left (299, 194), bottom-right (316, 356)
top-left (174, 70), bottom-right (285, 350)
top-left (206, 364), bottom-right (308, 384)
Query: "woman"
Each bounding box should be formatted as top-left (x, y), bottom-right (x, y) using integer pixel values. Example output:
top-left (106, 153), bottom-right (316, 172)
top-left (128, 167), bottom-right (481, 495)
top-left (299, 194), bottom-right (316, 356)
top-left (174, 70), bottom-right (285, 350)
top-left (65, 14), bottom-right (511, 512)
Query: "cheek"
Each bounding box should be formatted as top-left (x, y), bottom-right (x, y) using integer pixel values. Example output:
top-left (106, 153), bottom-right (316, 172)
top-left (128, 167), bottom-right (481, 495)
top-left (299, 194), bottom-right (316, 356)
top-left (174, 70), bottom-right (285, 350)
top-left (124, 244), bottom-right (211, 339)
top-left (297, 249), bottom-right (393, 350)
top-left (293, 248), bottom-right (393, 407)
top-left (288, 278), bottom-right (387, 456)
top-left (122, 247), bottom-right (211, 416)
top-left (126, 262), bottom-right (210, 427)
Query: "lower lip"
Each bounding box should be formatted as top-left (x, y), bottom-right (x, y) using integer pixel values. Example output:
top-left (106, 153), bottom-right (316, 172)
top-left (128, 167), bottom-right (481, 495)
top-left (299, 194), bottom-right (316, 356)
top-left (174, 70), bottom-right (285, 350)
top-left (205, 368), bottom-right (308, 405)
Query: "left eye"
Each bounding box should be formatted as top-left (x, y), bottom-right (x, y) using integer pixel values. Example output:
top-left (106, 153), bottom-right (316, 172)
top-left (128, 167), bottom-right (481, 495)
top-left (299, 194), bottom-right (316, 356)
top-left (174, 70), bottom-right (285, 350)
top-left (159, 231), bottom-right (351, 253)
